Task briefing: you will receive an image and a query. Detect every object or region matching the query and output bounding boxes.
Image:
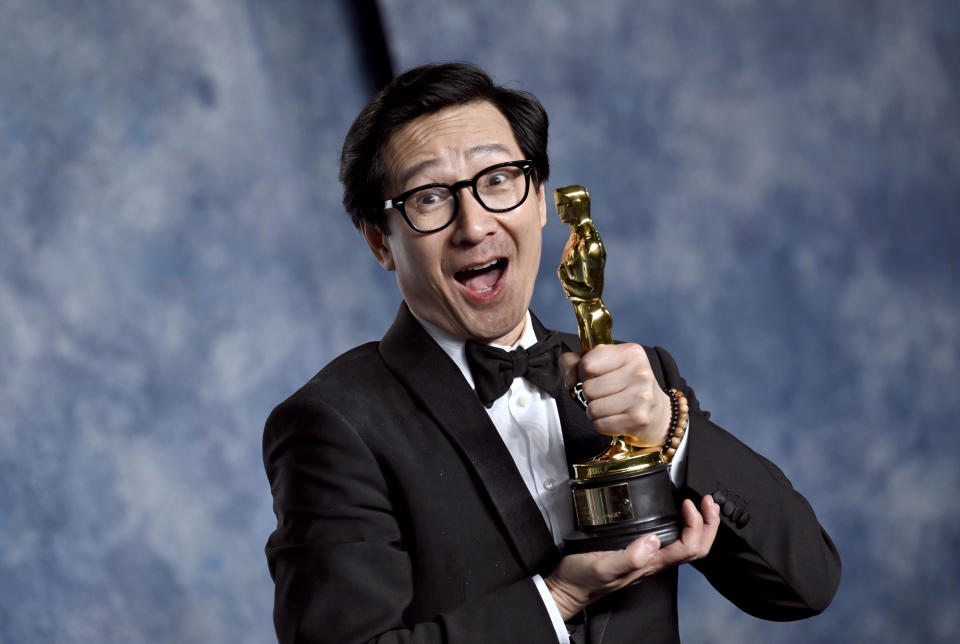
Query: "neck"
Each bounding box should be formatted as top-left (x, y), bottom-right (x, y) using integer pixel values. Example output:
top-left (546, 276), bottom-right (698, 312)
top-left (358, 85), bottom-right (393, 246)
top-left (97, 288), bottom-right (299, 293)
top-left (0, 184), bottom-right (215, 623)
top-left (491, 317), bottom-right (528, 348)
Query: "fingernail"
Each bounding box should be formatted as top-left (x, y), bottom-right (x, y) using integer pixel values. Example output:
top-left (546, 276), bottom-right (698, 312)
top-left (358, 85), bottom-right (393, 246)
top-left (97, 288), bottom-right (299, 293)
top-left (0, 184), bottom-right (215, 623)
top-left (642, 535), bottom-right (659, 555)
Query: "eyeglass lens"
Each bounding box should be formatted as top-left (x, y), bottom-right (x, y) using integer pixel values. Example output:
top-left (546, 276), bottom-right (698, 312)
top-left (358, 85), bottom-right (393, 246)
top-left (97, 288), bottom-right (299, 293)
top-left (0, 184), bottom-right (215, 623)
top-left (404, 164), bottom-right (528, 231)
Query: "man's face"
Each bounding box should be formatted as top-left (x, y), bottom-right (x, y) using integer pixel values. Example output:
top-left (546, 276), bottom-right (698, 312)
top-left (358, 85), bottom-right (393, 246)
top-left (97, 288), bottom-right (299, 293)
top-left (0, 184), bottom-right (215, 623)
top-left (363, 101), bottom-right (547, 346)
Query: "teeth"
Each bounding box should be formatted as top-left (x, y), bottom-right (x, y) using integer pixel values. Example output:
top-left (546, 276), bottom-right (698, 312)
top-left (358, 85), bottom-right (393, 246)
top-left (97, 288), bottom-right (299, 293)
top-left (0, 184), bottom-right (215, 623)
top-left (465, 259), bottom-right (499, 272)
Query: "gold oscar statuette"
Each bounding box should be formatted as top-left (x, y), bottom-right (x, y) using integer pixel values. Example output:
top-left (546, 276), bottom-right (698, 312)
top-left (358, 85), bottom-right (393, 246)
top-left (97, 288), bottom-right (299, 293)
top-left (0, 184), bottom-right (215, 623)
top-left (555, 185), bottom-right (682, 553)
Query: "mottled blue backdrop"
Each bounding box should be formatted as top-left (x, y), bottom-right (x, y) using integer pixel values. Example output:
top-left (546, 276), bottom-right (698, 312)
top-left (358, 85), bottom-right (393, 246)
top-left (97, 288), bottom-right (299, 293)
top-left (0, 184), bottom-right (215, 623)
top-left (2, 1), bottom-right (958, 642)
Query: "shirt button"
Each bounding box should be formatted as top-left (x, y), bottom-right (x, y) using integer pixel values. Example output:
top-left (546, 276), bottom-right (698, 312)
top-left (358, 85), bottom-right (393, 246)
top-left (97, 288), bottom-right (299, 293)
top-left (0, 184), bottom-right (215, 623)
top-left (543, 478), bottom-right (556, 491)
top-left (516, 394), bottom-right (530, 408)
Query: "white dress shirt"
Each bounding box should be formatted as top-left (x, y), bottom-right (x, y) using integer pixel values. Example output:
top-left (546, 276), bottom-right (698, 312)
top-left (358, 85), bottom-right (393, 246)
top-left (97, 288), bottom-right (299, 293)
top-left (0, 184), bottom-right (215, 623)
top-left (417, 312), bottom-right (690, 643)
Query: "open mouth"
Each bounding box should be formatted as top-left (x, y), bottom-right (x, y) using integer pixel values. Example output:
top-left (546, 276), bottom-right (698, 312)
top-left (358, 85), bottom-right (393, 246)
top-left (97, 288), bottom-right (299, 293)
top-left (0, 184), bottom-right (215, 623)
top-left (454, 258), bottom-right (507, 294)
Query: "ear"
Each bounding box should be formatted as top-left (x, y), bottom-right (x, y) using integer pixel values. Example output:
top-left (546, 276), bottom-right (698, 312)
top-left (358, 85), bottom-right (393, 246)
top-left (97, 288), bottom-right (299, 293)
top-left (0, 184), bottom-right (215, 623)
top-left (536, 183), bottom-right (547, 229)
top-left (361, 221), bottom-right (395, 271)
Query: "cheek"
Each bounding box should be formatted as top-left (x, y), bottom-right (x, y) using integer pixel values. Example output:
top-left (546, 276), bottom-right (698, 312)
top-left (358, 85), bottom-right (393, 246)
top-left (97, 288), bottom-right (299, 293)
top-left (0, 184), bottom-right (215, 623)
top-left (519, 220), bottom-right (544, 260)
top-left (395, 240), bottom-right (444, 286)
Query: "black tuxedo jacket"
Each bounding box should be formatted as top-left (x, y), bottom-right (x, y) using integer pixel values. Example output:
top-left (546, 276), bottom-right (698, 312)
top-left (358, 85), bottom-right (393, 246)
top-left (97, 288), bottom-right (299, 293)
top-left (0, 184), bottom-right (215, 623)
top-left (264, 304), bottom-right (840, 643)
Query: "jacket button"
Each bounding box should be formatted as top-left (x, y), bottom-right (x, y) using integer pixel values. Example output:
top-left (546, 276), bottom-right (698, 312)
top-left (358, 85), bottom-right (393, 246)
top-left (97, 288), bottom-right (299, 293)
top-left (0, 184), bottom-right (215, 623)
top-left (730, 505), bottom-right (744, 523)
top-left (736, 512), bottom-right (750, 528)
top-left (711, 489), bottom-right (728, 505)
top-left (722, 500), bottom-right (737, 517)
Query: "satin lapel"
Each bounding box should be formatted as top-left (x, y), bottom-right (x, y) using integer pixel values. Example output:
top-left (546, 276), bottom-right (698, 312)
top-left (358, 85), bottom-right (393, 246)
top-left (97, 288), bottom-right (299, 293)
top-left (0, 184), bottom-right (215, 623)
top-left (530, 315), bottom-right (610, 468)
top-left (379, 304), bottom-right (558, 575)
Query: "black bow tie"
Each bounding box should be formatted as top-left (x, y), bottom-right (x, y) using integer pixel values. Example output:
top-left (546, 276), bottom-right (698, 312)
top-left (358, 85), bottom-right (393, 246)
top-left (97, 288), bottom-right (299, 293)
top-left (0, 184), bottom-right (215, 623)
top-left (465, 332), bottom-right (565, 407)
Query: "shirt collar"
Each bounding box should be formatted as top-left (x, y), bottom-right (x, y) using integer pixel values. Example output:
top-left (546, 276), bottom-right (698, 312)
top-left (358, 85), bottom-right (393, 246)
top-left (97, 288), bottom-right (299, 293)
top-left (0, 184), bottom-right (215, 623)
top-left (414, 311), bottom-right (537, 391)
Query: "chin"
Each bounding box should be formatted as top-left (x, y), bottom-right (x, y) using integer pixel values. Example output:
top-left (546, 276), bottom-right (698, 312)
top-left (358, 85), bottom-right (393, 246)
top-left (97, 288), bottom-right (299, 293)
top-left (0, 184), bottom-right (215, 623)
top-left (464, 309), bottom-right (527, 344)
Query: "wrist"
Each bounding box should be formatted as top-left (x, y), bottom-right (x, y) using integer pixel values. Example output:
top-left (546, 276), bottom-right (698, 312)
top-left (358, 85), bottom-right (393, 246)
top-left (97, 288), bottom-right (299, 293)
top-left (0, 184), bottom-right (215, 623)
top-left (661, 388), bottom-right (690, 462)
top-left (544, 574), bottom-right (583, 622)
top-left (656, 388), bottom-right (673, 444)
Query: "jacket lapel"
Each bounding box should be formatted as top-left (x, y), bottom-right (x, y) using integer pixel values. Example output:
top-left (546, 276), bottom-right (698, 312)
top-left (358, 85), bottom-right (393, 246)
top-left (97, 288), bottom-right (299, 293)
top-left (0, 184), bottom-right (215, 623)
top-left (378, 304), bottom-right (559, 575)
top-left (529, 315), bottom-right (611, 469)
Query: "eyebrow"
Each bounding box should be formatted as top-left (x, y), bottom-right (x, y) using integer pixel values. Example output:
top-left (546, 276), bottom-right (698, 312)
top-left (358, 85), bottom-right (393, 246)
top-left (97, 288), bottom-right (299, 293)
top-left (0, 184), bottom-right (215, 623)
top-left (395, 143), bottom-right (514, 190)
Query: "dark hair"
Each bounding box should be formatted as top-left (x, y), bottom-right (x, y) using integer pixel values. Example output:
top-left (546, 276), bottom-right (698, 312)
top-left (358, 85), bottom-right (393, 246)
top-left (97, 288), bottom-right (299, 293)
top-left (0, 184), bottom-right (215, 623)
top-left (339, 62), bottom-right (550, 230)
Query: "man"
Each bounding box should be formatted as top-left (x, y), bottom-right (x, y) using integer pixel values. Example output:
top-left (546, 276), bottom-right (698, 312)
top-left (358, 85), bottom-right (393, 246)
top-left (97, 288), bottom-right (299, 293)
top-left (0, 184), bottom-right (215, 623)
top-left (264, 63), bottom-right (841, 644)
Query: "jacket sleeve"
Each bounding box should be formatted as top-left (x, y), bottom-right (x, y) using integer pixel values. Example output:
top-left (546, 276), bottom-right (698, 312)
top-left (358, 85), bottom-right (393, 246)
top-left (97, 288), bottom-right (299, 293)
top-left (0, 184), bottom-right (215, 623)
top-left (651, 346), bottom-right (842, 620)
top-left (263, 393), bottom-right (560, 644)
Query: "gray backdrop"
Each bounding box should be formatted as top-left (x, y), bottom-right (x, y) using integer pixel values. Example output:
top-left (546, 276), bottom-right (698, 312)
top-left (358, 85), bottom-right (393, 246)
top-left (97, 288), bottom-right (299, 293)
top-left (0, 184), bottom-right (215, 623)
top-left (2, 1), bottom-right (958, 642)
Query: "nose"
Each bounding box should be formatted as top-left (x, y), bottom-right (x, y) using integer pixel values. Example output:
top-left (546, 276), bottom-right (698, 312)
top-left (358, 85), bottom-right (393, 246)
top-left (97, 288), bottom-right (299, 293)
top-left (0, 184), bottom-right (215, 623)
top-left (450, 188), bottom-right (497, 245)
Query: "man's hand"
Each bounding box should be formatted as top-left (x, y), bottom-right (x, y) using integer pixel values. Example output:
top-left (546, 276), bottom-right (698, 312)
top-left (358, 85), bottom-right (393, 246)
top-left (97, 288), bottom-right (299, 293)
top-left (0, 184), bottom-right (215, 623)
top-left (560, 344), bottom-right (672, 447)
top-left (544, 496), bottom-right (720, 621)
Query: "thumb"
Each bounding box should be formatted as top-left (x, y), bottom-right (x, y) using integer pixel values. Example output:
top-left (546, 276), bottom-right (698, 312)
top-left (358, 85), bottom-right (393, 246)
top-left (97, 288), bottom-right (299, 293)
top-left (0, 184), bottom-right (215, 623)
top-left (600, 534), bottom-right (660, 579)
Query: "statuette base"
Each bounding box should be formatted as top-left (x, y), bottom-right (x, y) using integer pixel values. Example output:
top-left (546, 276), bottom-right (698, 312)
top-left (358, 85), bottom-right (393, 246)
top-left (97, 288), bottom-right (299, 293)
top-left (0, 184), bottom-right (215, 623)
top-left (562, 463), bottom-right (682, 554)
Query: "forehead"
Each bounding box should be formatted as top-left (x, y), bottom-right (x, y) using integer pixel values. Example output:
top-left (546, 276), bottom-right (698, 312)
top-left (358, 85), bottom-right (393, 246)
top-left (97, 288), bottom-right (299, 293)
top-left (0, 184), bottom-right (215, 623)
top-left (382, 101), bottom-right (522, 192)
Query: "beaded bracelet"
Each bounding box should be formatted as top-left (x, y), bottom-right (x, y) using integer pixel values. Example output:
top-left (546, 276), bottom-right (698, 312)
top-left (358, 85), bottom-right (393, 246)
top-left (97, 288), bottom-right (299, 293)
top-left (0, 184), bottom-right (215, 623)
top-left (662, 388), bottom-right (690, 463)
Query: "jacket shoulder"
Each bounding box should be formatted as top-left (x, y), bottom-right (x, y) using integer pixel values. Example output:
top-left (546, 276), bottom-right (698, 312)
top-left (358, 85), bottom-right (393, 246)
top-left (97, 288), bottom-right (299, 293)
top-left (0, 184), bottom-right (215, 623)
top-left (263, 341), bottom-right (401, 439)
top-left (279, 341), bottom-right (388, 402)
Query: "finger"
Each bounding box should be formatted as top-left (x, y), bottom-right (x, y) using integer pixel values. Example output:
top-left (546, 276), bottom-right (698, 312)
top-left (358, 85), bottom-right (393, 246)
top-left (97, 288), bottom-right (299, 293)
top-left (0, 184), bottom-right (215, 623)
top-left (585, 385), bottom-right (658, 424)
top-left (653, 500), bottom-right (706, 565)
top-left (702, 494), bottom-right (720, 523)
top-left (586, 388), bottom-right (668, 446)
top-left (558, 351), bottom-right (582, 389)
top-left (699, 495), bottom-right (721, 547)
top-left (579, 343), bottom-right (650, 379)
top-left (577, 344), bottom-right (623, 378)
top-left (680, 498), bottom-right (706, 544)
top-left (580, 365), bottom-right (632, 401)
top-left (590, 412), bottom-right (638, 437)
top-left (591, 415), bottom-right (664, 447)
top-left (684, 494), bottom-right (720, 561)
top-left (580, 352), bottom-right (657, 404)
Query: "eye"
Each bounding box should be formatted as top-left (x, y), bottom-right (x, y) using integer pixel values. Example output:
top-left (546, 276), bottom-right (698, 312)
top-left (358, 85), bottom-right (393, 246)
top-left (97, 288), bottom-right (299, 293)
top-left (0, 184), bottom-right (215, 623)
top-left (411, 188), bottom-right (450, 211)
top-left (490, 173), bottom-right (507, 186)
top-left (483, 171), bottom-right (512, 189)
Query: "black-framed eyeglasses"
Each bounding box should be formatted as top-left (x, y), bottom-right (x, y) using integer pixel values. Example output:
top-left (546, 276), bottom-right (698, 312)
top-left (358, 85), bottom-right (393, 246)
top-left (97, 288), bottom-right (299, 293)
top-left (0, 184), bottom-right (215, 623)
top-left (383, 160), bottom-right (534, 233)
